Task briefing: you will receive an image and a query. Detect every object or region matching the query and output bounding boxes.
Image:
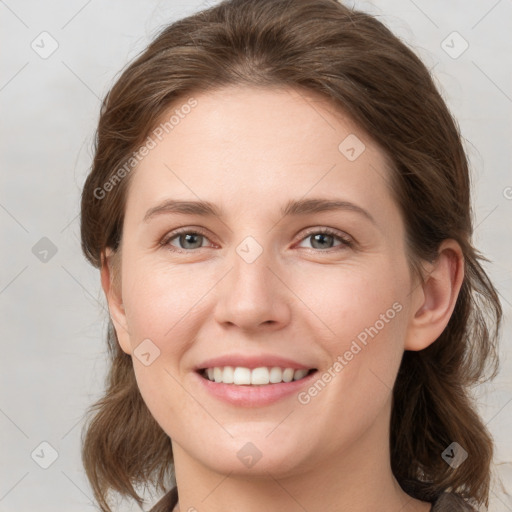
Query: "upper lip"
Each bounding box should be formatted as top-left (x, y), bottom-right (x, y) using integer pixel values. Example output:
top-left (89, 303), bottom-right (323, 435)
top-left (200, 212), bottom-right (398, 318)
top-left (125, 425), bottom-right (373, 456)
top-left (195, 354), bottom-right (316, 371)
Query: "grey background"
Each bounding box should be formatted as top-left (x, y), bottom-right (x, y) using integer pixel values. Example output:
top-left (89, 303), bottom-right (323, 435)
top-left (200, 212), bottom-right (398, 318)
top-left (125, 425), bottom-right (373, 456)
top-left (1, 0), bottom-right (511, 510)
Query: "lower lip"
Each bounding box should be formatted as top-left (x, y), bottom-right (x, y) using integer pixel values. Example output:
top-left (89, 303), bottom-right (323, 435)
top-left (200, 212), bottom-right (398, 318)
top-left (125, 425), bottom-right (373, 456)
top-left (194, 370), bottom-right (318, 407)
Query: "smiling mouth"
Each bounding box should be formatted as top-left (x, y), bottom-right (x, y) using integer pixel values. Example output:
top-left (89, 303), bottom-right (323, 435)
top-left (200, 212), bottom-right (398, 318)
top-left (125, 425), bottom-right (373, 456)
top-left (198, 366), bottom-right (317, 385)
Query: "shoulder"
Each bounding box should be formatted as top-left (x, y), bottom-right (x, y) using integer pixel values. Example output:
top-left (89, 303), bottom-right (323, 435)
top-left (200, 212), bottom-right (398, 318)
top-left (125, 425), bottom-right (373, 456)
top-left (149, 488), bottom-right (478, 512)
top-left (431, 492), bottom-right (477, 512)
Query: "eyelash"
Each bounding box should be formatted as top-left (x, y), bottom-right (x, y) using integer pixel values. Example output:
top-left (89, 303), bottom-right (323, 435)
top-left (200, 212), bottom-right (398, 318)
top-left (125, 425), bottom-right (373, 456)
top-left (159, 226), bottom-right (354, 253)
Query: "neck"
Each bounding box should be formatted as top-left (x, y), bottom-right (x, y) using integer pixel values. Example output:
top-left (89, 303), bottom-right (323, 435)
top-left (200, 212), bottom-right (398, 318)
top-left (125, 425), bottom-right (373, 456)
top-left (170, 401), bottom-right (430, 512)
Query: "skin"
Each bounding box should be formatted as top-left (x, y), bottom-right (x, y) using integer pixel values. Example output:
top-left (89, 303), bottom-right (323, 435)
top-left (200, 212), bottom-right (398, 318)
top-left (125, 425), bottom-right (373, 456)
top-left (101, 85), bottom-right (464, 512)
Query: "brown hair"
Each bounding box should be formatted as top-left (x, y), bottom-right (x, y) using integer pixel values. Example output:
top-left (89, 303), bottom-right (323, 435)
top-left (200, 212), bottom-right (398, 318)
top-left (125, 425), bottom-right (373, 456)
top-left (80, 0), bottom-right (502, 510)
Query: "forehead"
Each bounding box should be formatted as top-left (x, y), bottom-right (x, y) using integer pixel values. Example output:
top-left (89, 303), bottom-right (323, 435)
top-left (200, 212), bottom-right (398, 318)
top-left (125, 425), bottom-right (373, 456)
top-left (124, 85), bottom-right (397, 227)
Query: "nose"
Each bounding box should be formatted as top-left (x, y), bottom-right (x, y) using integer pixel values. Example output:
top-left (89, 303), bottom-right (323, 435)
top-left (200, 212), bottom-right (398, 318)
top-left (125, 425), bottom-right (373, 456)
top-left (213, 243), bottom-right (291, 332)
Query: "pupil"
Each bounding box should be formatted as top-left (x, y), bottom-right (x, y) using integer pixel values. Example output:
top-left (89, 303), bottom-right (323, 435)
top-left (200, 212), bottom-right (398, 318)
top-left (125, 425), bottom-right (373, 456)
top-left (180, 233), bottom-right (202, 249)
top-left (311, 233), bottom-right (333, 249)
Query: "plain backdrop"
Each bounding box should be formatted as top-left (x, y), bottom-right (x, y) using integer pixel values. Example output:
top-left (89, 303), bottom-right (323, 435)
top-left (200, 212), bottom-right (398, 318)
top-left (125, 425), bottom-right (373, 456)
top-left (1, 0), bottom-right (511, 510)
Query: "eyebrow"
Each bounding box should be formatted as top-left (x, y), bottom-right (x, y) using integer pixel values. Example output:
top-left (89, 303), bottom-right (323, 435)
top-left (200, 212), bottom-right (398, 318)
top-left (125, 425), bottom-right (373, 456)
top-left (143, 197), bottom-right (376, 225)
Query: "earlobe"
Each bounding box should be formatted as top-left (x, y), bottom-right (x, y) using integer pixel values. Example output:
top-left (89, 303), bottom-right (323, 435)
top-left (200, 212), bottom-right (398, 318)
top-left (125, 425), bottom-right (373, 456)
top-left (404, 240), bottom-right (465, 351)
top-left (100, 248), bottom-right (132, 355)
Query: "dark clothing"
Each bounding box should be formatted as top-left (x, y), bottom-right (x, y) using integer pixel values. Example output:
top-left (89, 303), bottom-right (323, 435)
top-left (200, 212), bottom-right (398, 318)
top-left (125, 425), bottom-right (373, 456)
top-left (430, 492), bottom-right (477, 511)
top-left (149, 487), bottom-right (476, 511)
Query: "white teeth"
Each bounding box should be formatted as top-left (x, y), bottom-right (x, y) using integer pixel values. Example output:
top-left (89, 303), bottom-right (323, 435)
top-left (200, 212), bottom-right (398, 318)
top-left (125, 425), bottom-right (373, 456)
top-left (269, 367), bottom-right (282, 383)
top-left (293, 369), bottom-right (309, 381)
top-left (282, 368), bottom-right (294, 382)
top-left (222, 366), bottom-right (234, 384)
top-left (251, 367), bottom-right (269, 385)
top-left (213, 367), bottom-right (223, 383)
top-left (202, 366), bottom-right (313, 385)
top-left (233, 367), bottom-right (251, 385)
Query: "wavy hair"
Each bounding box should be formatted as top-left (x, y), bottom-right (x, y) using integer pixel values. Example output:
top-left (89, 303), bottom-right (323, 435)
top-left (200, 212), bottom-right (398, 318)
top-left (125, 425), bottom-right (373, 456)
top-left (80, 0), bottom-right (502, 510)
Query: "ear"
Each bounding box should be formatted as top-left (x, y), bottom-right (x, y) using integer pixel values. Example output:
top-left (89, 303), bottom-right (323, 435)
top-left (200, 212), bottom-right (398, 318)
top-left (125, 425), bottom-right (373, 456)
top-left (100, 248), bottom-right (132, 355)
top-left (404, 239), bottom-right (465, 351)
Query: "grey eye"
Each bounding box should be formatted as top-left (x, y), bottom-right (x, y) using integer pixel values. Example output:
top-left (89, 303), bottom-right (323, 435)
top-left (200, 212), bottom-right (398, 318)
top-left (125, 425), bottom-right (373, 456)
top-left (171, 232), bottom-right (207, 250)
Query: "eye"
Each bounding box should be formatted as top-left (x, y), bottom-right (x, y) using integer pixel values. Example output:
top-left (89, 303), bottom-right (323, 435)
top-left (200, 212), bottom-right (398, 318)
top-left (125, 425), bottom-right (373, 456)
top-left (296, 227), bottom-right (353, 251)
top-left (161, 227), bottom-right (214, 252)
top-left (160, 226), bottom-right (353, 253)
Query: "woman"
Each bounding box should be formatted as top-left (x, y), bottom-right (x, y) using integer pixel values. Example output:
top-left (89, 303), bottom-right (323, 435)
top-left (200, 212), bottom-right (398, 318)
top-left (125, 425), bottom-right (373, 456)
top-left (80, 1), bottom-right (502, 511)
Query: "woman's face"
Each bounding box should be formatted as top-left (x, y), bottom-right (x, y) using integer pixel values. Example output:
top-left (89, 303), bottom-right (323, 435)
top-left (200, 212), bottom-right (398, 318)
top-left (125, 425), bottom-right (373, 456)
top-left (106, 85), bottom-right (428, 476)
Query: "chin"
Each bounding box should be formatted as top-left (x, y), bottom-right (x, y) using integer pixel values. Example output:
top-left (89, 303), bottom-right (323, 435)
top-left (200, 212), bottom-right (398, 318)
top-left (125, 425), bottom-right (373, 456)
top-left (186, 431), bottom-right (311, 477)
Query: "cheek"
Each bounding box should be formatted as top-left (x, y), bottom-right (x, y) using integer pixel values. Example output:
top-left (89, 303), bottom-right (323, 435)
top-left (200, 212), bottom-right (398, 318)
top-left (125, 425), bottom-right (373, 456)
top-left (294, 262), bottom-right (407, 410)
top-left (119, 259), bottom-right (217, 423)
top-left (294, 260), bottom-right (406, 345)
top-left (121, 259), bottom-right (210, 343)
